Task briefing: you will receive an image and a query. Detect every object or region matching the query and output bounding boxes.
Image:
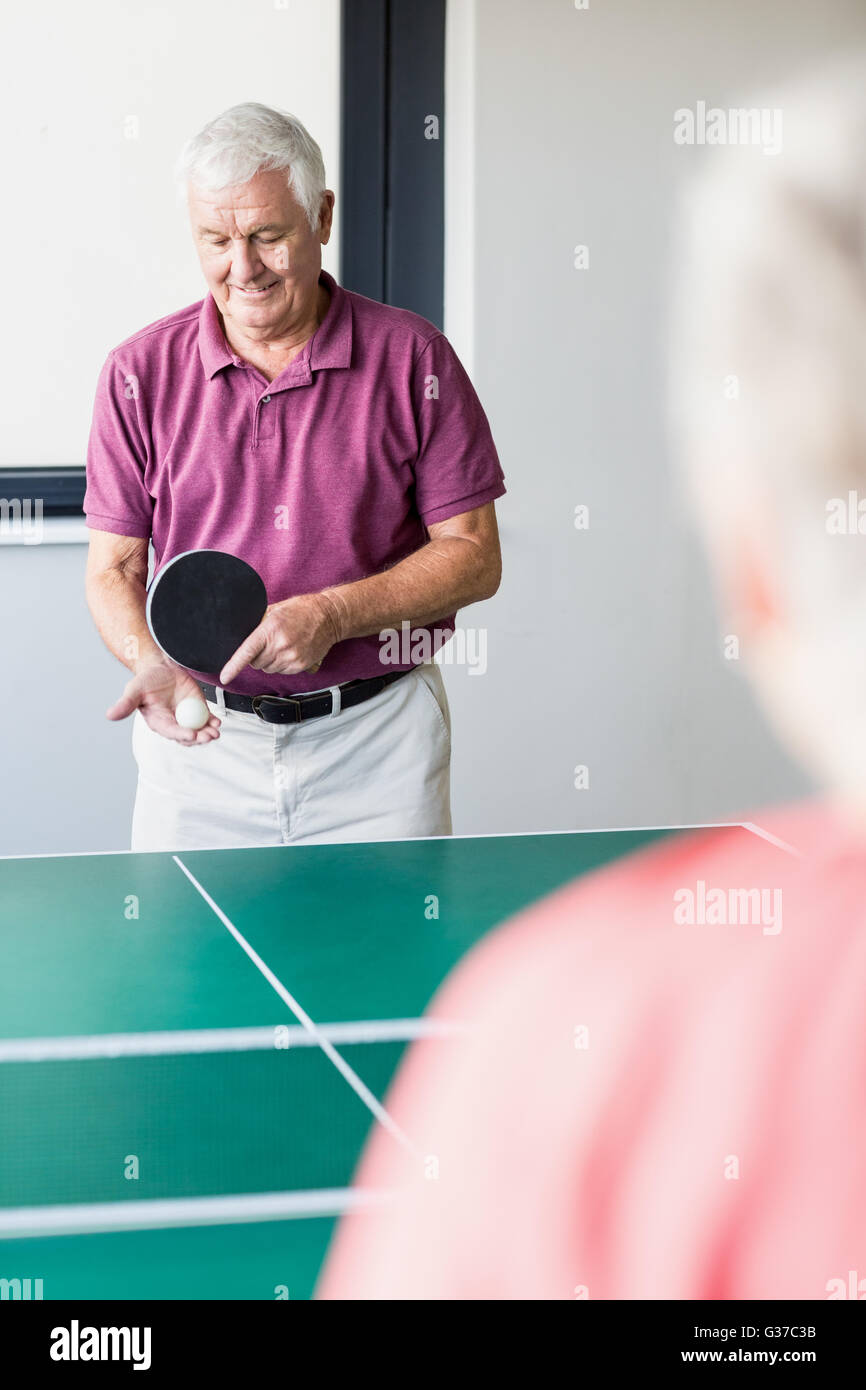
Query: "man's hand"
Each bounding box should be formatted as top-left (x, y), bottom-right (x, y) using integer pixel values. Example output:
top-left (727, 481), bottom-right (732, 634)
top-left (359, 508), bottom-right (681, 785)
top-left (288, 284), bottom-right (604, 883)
top-left (106, 658), bottom-right (221, 746)
top-left (219, 593), bottom-right (340, 686)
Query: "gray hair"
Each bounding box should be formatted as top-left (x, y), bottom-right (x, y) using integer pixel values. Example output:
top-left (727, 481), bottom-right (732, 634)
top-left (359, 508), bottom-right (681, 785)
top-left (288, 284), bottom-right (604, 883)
top-left (669, 57), bottom-right (866, 801)
top-left (670, 58), bottom-right (866, 546)
top-left (175, 102), bottom-right (327, 231)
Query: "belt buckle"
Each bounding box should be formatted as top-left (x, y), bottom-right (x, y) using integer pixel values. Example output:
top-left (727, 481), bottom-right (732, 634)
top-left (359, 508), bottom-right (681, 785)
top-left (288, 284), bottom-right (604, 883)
top-left (251, 693), bottom-right (304, 724)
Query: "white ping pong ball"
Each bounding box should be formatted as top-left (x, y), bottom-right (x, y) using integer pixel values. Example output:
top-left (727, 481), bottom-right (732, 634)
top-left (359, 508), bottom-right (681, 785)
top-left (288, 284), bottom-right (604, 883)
top-left (175, 697), bottom-right (210, 731)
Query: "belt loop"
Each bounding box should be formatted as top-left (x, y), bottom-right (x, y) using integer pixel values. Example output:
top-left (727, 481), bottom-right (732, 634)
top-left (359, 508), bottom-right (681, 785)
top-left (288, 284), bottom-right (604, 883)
top-left (329, 684), bottom-right (342, 717)
top-left (214, 685), bottom-right (227, 718)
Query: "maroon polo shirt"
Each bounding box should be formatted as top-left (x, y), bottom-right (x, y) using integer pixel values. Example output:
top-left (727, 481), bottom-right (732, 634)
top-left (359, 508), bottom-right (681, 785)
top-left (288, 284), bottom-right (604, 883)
top-left (85, 269), bottom-right (505, 694)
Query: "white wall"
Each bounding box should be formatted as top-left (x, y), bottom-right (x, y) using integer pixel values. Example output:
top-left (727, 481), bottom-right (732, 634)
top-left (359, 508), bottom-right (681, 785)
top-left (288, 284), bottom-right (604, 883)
top-left (442, 0), bottom-right (866, 835)
top-left (0, 0), bottom-right (340, 855)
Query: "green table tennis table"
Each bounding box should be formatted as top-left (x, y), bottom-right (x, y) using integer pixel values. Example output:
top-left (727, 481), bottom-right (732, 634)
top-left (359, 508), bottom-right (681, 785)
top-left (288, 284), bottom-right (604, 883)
top-left (0, 827), bottom-right (672, 1301)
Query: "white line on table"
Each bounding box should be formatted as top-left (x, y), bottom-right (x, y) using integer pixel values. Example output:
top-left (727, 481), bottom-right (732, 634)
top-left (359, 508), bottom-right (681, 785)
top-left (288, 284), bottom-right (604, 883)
top-left (740, 821), bottom-right (802, 858)
top-left (0, 821), bottom-right (750, 861)
top-left (0, 1187), bottom-right (391, 1239)
top-left (0, 1018), bottom-right (465, 1063)
top-left (173, 855), bottom-right (421, 1160)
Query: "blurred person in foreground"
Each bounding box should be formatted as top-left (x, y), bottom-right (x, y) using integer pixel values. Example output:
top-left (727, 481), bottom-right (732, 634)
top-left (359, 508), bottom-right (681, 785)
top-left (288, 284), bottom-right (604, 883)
top-left (319, 60), bottom-right (866, 1300)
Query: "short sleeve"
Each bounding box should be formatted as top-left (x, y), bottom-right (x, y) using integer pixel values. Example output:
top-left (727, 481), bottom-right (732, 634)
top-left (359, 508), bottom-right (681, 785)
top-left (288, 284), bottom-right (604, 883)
top-left (84, 352), bottom-right (154, 538)
top-left (412, 333), bottom-right (506, 525)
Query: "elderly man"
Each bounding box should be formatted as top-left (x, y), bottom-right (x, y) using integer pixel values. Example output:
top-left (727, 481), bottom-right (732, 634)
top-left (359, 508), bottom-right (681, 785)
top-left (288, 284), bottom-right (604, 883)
top-left (84, 103), bottom-right (504, 851)
top-left (321, 60), bottom-right (866, 1299)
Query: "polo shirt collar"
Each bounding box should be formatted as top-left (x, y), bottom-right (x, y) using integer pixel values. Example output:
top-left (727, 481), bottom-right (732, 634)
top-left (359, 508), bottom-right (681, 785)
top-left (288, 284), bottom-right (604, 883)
top-left (198, 268), bottom-right (352, 380)
top-left (309, 270), bottom-right (352, 371)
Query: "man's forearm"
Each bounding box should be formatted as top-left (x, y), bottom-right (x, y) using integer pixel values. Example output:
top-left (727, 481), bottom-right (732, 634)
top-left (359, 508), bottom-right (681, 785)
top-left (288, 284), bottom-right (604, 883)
top-left (319, 534), bottom-right (498, 643)
top-left (85, 569), bottom-right (164, 673)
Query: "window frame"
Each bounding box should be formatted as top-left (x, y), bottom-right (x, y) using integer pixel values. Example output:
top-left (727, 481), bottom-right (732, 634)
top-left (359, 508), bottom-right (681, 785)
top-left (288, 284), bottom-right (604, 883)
top-left (2, 0), bottom-right (447, 519)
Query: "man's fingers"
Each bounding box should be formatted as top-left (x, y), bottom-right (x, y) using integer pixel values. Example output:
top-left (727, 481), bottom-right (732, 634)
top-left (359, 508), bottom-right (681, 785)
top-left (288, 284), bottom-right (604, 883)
top-left (106, 688), bottom-right (140, 721)
top-left (219, 628), bottom-right (268, 686)
top-left (106, 674), bottom-right (222, 746)
top-left (219, 625), bottom-right (326, 684)
top-left (144, 708), bottom-right (221, 745)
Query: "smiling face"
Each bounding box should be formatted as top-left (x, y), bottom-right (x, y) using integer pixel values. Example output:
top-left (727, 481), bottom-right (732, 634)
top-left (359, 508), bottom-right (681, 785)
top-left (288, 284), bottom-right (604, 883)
top-left (188, 167), bottom-right (334, 341)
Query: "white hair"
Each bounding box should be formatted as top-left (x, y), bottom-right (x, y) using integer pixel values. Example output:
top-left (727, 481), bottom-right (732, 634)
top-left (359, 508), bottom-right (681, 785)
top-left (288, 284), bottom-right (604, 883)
top-left (669, 56), bottom-right (866, 804)
top-left (671, 59), bottom-right (866, 532)
top-left (175, 102), bottom-right (327, 230)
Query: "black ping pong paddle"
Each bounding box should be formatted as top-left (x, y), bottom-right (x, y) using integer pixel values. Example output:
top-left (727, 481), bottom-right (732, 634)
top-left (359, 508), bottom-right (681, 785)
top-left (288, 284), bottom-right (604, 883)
top-left (146, 549), bottom-right (268, 674)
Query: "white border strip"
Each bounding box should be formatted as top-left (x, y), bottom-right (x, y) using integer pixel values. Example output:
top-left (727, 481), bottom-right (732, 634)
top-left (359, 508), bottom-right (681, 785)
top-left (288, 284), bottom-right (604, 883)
top-left (0, 1188), bottom-right (391, 1240)
top-left (0, 1018), bottom-right (465, 1064)
top-left (0, 517), bottom-right (89, 548)
top-left (173, 856), bottom-right (421, 1159)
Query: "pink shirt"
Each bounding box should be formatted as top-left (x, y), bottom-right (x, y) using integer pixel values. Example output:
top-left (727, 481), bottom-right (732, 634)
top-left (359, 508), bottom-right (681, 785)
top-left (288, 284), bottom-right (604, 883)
top-left (320, 802), bottom-right (866, 1300)
top-left (84, 271), bottom-right (505, 693)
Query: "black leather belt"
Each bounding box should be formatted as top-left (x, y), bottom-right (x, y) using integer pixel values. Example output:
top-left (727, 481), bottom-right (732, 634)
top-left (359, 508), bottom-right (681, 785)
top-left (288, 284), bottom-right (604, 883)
top-left (197, 669), bottom-right (411, 724)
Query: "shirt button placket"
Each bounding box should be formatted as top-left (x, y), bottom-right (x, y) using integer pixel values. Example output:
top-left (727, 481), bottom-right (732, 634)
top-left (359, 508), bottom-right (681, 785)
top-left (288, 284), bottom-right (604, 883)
top-left (256, 390), bottom-right (277, 444)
